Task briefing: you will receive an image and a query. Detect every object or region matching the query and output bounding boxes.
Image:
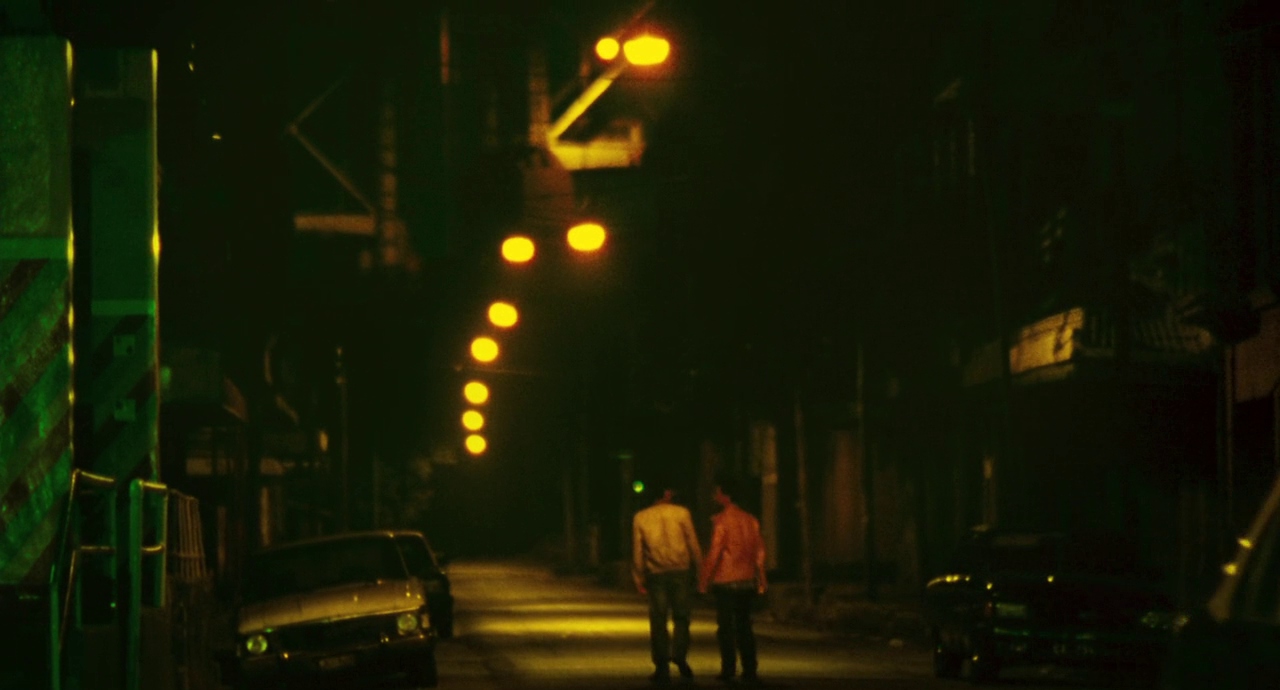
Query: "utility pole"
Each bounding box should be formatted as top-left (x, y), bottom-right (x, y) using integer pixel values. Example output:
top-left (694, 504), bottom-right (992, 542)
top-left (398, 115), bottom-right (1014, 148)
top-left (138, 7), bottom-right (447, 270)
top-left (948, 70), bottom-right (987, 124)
top-left (857, 340), bottom-right (877, 600)
top-left (336, 346), bottom-right (351, 531)
top-left (793, 387), bottom-right (813, 606)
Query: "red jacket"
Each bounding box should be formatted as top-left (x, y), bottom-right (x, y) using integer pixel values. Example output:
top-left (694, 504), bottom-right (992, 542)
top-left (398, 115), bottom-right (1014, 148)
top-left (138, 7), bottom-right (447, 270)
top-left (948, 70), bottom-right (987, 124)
top-left (701, 503), bottom-right (766, 589)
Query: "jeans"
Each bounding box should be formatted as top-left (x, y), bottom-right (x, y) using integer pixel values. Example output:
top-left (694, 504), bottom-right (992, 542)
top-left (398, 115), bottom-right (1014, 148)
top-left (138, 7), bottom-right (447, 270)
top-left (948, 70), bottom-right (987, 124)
top-left (646, 570), bottom-right (693, 668)
top-left (713, 581), bottom-right (758, 676)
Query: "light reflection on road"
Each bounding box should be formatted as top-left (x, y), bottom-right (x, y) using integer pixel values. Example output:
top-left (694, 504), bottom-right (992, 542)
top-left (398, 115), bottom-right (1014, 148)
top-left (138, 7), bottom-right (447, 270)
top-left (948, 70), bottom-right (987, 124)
top-left (432, 560), bottom-right (1135, 689)
top-left (442, 560), bottom-right (930, 681)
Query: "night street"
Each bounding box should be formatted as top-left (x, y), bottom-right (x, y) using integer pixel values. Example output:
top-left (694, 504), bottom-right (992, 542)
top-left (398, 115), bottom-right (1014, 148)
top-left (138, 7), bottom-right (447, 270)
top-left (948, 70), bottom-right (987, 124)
top-left (385, 560), bottom-right (1130, 690)
top-left (4, 1), bottom-right (1280, 689)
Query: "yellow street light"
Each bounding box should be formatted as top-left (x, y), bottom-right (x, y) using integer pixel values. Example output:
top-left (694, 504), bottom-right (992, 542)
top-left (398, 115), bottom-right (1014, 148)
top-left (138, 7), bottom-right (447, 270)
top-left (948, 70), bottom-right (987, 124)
top-left (488, 301), bottom-right (519, 328)
top-left (465, 434), bottom-right (487, 455)
top-left (464, 381), bottom-right (490, 405)
top-left (501, 235), bottom-right (536, 264)
top-left (567, 222), bottom-right (607, 253)
top-left (462, 410), bottom-right (485, 431)
top-left (595, 37), bottom-right (620, 61)
top-left (623, 34), bottom-right (670, 66)
top-left (470, 336), bottom-right (499, 363)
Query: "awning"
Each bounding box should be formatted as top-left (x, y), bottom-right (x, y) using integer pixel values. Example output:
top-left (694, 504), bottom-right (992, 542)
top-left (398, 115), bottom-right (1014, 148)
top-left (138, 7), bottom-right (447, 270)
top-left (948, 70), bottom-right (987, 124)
top-left (962, 305), bottom-right (1216, 388)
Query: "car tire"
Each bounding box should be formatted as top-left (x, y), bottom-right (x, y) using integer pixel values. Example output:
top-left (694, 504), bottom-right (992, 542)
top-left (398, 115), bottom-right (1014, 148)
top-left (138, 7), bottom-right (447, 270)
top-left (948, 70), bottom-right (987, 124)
top-left (434, 606), bottom-right (454, 639)
top-left (409, 654), bottom-right (439, 689)
top-left (963, 635), bottom-right (999, 685)
top-left (933, 628), bottom-right (962, 678)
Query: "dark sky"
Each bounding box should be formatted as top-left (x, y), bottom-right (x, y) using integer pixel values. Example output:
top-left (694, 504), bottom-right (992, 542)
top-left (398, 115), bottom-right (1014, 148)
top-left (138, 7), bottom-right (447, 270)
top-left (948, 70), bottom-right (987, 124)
top-left (92, 0), bottom-right (961, 554)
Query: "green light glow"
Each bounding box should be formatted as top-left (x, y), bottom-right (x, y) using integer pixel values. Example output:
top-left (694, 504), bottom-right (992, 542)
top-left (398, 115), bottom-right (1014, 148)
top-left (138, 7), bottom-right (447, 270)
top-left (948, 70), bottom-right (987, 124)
top-left (632, 481), bottom-right (645, 494)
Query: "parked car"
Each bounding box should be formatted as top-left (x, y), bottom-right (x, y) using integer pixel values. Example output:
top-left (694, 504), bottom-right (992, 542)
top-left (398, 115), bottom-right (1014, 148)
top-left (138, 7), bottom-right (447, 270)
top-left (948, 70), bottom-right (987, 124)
top-left (393, 530), bottom-right (455, 638)
top-left (1163, 476), bottom-right (1280, 689)
top-left (924, 527), bottom-right (1178, 683)
top-left (229, 531), bottom-right (439, 689)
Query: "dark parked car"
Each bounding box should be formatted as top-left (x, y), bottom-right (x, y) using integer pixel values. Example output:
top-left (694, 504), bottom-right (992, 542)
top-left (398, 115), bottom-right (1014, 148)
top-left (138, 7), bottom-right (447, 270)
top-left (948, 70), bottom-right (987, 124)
top-left (1163, 477), bottom-right (1280, 689)
top-left (393, 530), bottom-right (454, 638)
top-left (230, 531), bottom-right (439, 689)
top-left (924, 527), bottom-right (1179, 683)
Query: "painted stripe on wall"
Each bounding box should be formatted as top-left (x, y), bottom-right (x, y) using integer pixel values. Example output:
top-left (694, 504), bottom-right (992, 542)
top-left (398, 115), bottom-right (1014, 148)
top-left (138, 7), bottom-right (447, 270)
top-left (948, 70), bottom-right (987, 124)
top-left (86, 313), bottom-right (156, 481)
top-left (0, 268), bottom-right (72, 584)
top-left (0, 37), bottom-right (74, 587)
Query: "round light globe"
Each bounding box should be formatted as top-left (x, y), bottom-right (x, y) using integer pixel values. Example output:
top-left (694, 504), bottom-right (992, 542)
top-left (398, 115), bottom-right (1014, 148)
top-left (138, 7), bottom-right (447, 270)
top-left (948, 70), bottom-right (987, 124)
top-left (501, 236), bottom-right (536, 264)
top-left (567, 223), bottom-right (607, 253)
top-left (464, 381), bottom-right (489, 405)
top-left (470, 337), bottom-right (499, 363)
top-left (488, 301), bottom-right (519, 328)
top-left (465, 434), bottom-right (487, 455)
top-left (595, 37), bottom-right (620, 61)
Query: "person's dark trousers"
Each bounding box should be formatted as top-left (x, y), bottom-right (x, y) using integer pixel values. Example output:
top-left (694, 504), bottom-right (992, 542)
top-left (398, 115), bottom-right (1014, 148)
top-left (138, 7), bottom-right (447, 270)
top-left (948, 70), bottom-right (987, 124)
top-left (713, 581), bottom-right (758, 678)
top-left (646, 570), bottom-right (694, 673)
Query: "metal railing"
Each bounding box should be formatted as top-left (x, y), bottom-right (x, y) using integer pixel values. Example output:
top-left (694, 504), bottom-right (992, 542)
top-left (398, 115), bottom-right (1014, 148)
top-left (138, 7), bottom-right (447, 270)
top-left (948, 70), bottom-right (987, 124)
top-left (48, 469), bottom-right (118, 690)
top-left (126, 479), bottom-right (169, 690)
top-left (47, 472), bottom-right (173, 690)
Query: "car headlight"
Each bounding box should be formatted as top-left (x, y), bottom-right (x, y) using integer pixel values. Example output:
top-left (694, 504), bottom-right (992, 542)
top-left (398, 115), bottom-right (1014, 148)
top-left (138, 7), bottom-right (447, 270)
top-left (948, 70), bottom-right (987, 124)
top-left (396, 612), bottom-right (421, 634)
top-left (993, 602), bottom-right (1030, 618)
top-left (245, 633), bottom-right (269, 655)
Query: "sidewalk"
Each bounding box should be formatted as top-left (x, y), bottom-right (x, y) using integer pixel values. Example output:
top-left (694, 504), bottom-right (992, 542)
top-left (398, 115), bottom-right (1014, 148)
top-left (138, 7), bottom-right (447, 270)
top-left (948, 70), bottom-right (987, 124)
top-left (581, 561), bottom-right (931, 649)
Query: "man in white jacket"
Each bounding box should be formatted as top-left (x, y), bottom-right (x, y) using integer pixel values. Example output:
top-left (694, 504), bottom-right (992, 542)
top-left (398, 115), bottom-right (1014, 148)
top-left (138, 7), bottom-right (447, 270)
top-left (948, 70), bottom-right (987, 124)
top-left (632, 476), bottom-right (703, 684)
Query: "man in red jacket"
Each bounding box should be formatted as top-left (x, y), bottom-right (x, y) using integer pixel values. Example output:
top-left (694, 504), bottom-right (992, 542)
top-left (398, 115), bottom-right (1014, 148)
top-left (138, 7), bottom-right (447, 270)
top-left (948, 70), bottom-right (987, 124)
top-left (699, 477), bottom-right (767, 684)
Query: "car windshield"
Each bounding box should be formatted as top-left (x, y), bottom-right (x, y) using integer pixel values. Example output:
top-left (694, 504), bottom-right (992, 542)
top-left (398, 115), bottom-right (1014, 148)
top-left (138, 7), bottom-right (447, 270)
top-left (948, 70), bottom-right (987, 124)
top-left (987, 533), bottom-right (1154, 579)
top-left (242, 537), bottom-right (408, 603)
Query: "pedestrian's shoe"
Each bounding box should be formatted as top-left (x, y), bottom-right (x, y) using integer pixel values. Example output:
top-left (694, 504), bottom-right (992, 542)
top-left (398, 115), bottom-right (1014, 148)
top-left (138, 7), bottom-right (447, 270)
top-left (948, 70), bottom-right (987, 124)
top-left (740, 670), bottom-right (760, 685)
top-left (650, 668), bottom-right (671, 685)
top-left (675, 660), bottom-right (694, 680)
top-left (715, 671), bottom-right (735, 683)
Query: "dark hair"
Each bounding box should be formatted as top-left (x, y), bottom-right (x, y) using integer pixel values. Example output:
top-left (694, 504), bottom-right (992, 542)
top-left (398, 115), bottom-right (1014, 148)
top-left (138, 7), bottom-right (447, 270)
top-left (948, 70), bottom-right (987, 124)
top-left (716, 476), bottom-right (744, 502)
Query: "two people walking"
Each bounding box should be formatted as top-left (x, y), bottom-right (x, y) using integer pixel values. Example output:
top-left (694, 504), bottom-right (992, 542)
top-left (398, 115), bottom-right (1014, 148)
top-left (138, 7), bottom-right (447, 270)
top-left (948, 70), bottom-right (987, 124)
top-left (632, 476), bottom-right (767, 684)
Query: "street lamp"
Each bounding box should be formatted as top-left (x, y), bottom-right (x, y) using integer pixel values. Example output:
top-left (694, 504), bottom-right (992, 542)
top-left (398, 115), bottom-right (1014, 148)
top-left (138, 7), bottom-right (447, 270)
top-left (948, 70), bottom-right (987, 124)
top-left (464, 381), bottom-right (489, 405)
top-left (595, 37), bottom-right (620, 61)
top-left (488, 301), bottom-right (519, 328)
top-left (465, 434), bottom-right (487, 456)
top-left (502, 235), bottom-right (536, 264)
top-left (567, 222), bottom-right (607, 253)
top-left (622, 34), bottom-right (669, 66)
top-left (470, 336), bottom-right (499, 363)
top-left (462, 410), bottom-right (485, 431)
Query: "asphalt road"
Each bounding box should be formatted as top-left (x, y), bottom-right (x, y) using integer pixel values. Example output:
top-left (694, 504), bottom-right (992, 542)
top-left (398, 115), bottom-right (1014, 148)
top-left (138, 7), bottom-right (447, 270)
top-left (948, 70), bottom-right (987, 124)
top-left (429, 560), bottom-right (1148, 690)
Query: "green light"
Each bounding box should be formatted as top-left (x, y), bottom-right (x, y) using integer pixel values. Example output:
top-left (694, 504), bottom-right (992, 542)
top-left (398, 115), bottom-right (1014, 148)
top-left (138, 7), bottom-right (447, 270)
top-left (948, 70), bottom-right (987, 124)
top-left (396, 612), bottom-right (420, 633)
top-left (245, 633), bottom-right (268, 655)
top-left (632, 480), bottom-right (645, 494)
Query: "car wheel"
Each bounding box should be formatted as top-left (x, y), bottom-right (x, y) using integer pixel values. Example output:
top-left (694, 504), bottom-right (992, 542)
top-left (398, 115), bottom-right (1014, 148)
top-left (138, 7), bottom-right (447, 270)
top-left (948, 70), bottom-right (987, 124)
top-left (434, 606), bottom-right (453, 639)
top-left (409, 653), bottom-right (439, 689)
top-left (963, 635), bottom-right (999, 685)
top-left (933, 630), bottom-right (962, 679)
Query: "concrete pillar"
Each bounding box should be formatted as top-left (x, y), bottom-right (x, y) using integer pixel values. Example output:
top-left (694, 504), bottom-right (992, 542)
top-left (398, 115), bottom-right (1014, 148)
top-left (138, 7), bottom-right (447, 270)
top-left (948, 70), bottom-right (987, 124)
top-left (72, 47), bottom-right (160, 485)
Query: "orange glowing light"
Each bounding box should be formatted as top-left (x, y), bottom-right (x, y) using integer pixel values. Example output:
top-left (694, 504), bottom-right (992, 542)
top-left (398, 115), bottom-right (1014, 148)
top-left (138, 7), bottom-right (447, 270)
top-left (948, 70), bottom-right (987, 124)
top-left (465, 434), bottom-right (487, 455)
top-left (462, 410), bottom-right (485, 431)
top-left (470, 337), bottom-right (499, 363)
top-left (595, 37), bottom-right (620, 61)
top-left (623, 34), bottom-right (670, 66)
top-left (464, 381), bottom-right (489, 405)
top-left (501, 236), bottom-right (536, 263)
top-left (567, 223), bottom-right (607, 253)
top-left (488, 301), bottom-right (519, 328)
